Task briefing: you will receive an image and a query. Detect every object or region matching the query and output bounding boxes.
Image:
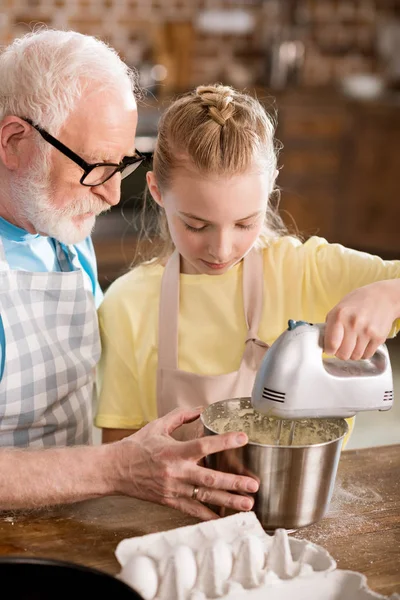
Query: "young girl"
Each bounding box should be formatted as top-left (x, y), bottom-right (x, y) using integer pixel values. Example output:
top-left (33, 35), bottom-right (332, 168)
top-left (95, 84), bottom-right (400, 445)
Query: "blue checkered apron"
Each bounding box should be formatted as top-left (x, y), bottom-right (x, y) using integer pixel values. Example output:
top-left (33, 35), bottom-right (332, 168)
top-left (0, 237), bottom-right (101, 447)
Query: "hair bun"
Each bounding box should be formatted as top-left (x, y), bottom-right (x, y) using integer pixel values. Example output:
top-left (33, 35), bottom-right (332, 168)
top-left (196, 84), bottom-right (235, 126)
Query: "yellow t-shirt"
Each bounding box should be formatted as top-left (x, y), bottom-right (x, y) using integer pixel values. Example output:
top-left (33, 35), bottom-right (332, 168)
top-left (94, 236), bottom-right (400, 444)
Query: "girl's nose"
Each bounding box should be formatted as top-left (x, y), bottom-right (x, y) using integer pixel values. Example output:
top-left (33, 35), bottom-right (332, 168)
top-left (208, 230), bottom-right (233, 262)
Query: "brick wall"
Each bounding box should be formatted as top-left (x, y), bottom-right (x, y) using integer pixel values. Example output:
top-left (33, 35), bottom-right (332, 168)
top-left (1, 0), bottom-right (399, 90)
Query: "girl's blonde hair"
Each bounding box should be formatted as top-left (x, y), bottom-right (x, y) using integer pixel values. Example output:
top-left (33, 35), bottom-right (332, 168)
top-left (136, 84), bottom-right (288, 265)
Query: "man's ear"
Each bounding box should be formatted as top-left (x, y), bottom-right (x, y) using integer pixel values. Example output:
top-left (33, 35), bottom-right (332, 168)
top-left (0, 117), bottom-right (32, 171)
top-left (146, 171), bottom-right (163, 208)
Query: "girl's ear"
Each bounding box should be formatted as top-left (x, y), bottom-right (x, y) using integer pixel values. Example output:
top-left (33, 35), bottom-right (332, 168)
top-left (146, 171), bottom-right (163, 207)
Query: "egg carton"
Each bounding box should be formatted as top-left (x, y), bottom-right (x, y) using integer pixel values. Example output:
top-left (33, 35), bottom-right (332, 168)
top-left (115, 511), bottom-right (399, 600)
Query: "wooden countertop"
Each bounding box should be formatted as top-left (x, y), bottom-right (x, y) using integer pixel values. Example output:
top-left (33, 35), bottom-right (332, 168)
top-left (0, 444), bottom-right (398, 596)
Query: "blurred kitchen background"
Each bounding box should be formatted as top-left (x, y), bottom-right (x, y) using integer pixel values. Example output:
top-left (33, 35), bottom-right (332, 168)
top-left (2, 0), bottom-right (400, 448)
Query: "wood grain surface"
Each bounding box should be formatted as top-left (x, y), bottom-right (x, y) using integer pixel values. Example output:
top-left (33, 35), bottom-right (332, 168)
top-left (0, 444), bottom-right (398, 596)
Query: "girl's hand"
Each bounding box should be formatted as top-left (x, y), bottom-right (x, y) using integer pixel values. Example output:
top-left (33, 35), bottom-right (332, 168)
top-left (324, 279), bottom-right (400, 360)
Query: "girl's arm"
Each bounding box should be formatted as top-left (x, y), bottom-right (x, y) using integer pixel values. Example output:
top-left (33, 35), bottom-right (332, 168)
top-left (294, 237), bottom-right (400, 358)
top-left (102, 428), bottom-right (139, 443)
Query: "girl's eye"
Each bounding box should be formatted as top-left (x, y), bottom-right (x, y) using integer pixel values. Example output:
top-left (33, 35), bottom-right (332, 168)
top-left (183, 222), bottom-right (257, 232)
top-left (184, 223), bottom-right (207, 233)
top-left (236, 222), bottom-right (257, 230)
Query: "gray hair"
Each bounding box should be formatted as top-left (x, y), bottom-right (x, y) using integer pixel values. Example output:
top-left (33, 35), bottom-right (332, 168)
top-left (0, 28), bottom-right (139, 134)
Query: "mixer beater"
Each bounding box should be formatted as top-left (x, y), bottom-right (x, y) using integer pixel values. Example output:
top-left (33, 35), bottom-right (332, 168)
top-left (275, 420), bottom-right (296, 446)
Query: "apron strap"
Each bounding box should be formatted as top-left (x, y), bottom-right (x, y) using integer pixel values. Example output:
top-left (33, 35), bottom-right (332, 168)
top-left (158, 248), bottom-right (265, 370)
top-left (158, 250), bottom-right (180, 370)
top-left (242, 249), bottom-right (264, 341)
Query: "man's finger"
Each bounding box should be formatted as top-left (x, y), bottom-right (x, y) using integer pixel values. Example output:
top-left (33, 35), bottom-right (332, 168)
top-left (165, 496), bottom-right (220, 521)
top-left (185, 463), bottom-right (259, 494)
top-left (182, 431), bottom-right (249, 462)
top-left (181, 484), bottom-right (254, 512)
top-left (215, 452), bottom-right (260, 483)
top-left (157, 406), bottom-right (204, 435)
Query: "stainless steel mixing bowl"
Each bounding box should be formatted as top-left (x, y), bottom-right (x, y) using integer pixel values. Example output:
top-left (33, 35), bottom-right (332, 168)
top-left (201, 397), bottom-right (349, 531)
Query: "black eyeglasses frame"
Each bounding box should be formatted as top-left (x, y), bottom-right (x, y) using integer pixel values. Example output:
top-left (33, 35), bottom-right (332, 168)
top-left (21, 117), bottom-right (146, 187)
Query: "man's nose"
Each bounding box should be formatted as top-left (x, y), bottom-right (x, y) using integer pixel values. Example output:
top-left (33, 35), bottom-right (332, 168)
top-left (92, 172), bottom-right (122, 207)
top-left (209, 230), bottom-right (233, 262)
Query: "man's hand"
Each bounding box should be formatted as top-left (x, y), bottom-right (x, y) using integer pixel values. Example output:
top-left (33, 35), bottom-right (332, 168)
top-left (110, 407), bottom-right (259, 520)
top-left (324, 279), bottom-right (400, 360)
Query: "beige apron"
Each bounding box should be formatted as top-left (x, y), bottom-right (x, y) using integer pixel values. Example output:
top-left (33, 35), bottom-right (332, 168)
top-left (156, 249), bottom-right (269, 440)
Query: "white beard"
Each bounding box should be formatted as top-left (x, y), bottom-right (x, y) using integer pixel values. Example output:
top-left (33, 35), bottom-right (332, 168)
top-left (9, 153), bottom-right (110, 245)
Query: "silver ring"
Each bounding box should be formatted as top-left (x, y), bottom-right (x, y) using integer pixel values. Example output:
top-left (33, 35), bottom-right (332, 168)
top-left (191, 486), bottom-right (200, 500)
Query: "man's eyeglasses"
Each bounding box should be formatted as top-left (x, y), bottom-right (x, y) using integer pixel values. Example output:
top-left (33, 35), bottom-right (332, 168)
top-left (22, 118), bottom-right (146, 187)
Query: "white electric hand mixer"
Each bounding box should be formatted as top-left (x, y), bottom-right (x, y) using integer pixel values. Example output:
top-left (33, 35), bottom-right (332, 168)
top-left (251, 320), bottom-right (394, 445)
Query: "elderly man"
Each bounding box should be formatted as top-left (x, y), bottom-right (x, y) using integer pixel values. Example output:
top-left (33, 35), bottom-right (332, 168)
top-left (0, 29), bottom-right (258, 519)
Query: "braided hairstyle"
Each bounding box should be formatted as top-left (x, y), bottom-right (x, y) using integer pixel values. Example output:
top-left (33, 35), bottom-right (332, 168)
top-left (196, 85), bottom-right (235, 126)
top-left (137, 84), bottom-right (286, 264)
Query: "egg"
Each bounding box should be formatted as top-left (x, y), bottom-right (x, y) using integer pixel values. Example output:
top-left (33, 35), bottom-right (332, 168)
top-left (118, 554), bottom-right (158, 600)
top-left (158, 544), bottom-right (197, 599)
top-left (173, 545), bottom-right (197, 591)
top-left (196, 539), bottom-right (233, 597)
top-left (212, 539), bottom-right (233, 582)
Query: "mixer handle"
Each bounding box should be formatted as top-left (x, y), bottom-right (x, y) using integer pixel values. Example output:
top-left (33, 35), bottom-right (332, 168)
top-left (309, 321), bottom-right (389, 362)
top-left (287, 320), bottom-right (389, 362)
